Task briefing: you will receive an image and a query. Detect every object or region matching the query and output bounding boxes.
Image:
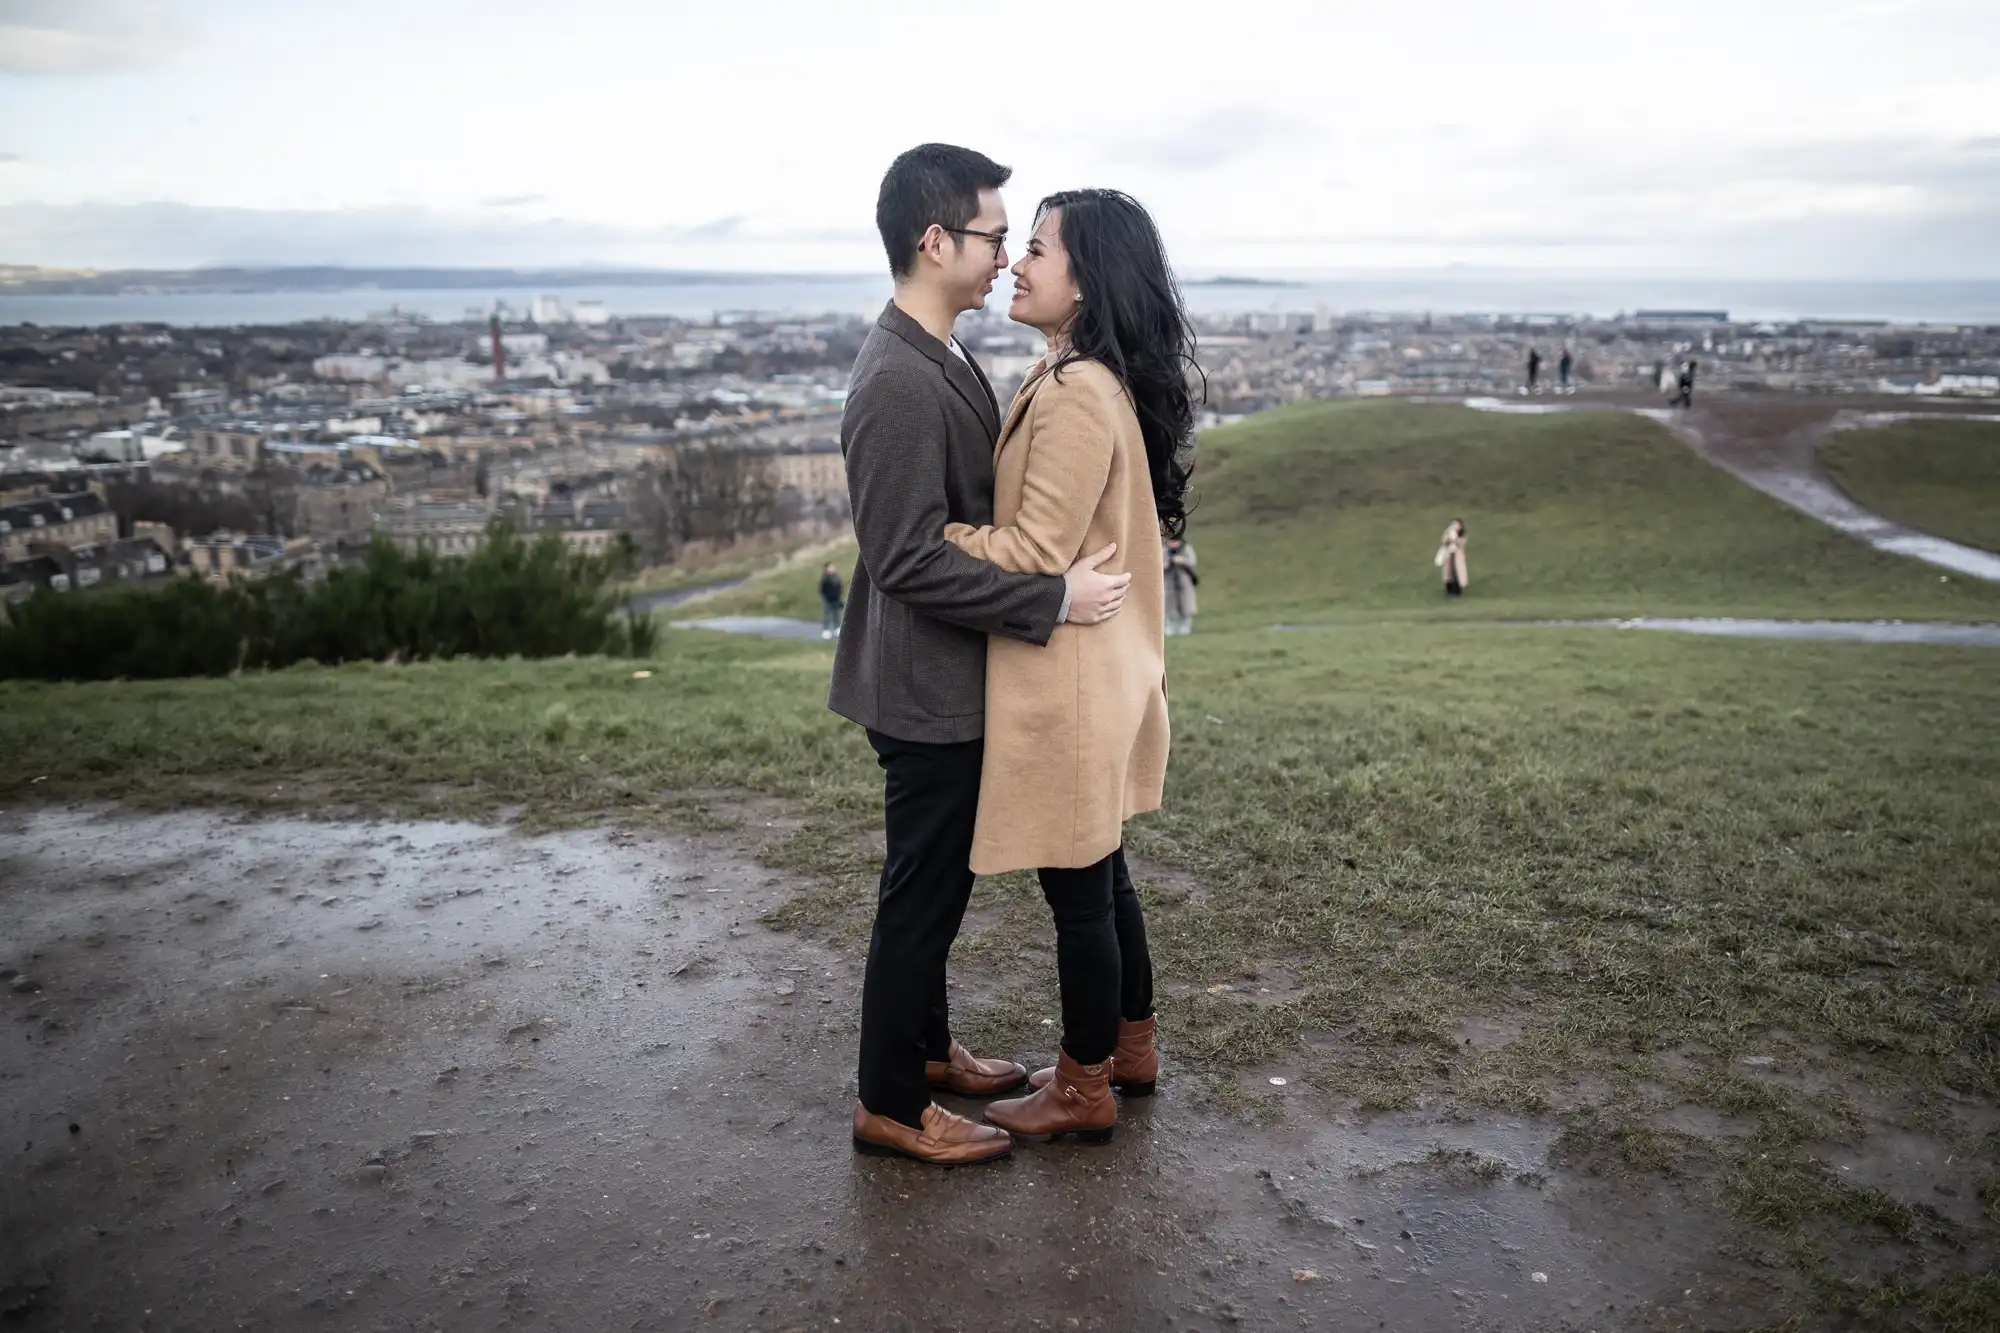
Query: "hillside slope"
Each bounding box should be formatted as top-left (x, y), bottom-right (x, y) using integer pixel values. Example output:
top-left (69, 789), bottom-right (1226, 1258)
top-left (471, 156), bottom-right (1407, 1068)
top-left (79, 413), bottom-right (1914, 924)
top-left (1186, 402), bottom-right (2000, 625)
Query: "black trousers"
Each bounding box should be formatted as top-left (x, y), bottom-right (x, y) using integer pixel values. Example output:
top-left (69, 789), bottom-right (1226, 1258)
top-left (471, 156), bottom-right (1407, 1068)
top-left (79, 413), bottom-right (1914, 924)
top-left (1036, 847), bottom-right (1155, 1067)
top-left (857, 729), bottom-right (984, 1128)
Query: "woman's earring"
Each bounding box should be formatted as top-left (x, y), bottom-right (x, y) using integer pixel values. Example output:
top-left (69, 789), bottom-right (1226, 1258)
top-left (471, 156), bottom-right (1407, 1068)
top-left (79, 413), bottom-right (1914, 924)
top-left (1074, 293), bottom-right (1083, 303)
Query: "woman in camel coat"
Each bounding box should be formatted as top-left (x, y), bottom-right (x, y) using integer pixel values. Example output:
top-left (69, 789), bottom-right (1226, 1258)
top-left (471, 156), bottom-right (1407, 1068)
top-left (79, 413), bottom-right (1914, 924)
top-left (942, 189), bottom-right (1195, 1144)
top-left (945, 358), bottom-right (1168, 877)
top-left (1436, 519), bottom-right (1468, 595)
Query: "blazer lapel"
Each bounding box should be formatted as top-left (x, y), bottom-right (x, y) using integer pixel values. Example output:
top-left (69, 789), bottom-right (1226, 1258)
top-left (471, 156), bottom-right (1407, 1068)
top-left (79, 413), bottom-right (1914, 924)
top-left (875, 300), bottom-right (1002, 442)
top-left (942, 346), bottom-right (1001, 441)
top-left (961, 345), bottom-right (1002, 437)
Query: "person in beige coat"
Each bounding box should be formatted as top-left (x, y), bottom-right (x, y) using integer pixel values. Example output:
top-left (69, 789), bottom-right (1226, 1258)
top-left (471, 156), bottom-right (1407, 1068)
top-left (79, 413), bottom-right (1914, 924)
top-left (1435, 519), bottom-right (1468, 595)
top-left (941, 188), bottom-right (1197, 1145)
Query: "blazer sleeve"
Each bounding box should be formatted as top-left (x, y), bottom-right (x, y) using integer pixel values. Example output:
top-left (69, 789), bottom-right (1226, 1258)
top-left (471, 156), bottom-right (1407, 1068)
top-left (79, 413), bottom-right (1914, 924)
top-left (844, 368), bottom-right (1065, 643)
top-left (943, 374), bottom-right (1116, 576)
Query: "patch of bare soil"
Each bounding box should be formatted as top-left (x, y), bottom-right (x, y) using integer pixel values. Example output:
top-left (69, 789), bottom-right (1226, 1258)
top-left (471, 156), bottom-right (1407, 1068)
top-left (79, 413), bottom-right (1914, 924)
top-left (0, 804), bottom-right (1974, 1331)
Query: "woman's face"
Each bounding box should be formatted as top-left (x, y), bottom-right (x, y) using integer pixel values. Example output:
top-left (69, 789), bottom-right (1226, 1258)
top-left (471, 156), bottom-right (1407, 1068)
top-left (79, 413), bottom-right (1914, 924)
top-left (1008, 208), bottom-right (1079, 339)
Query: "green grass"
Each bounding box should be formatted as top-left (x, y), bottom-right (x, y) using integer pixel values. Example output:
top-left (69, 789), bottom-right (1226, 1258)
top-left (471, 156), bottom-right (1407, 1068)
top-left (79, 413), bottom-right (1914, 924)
top-left (687, 404), bottom-right (2000, 629)
top-left (1821, 418), bottom-right (2000, 555)
top-left (1187, 402), bottom-right (2000, 624)
top-left (5, 400), bottom-right (1998, 1324)
top-left (6, 625), bottom-right (1994, 1114)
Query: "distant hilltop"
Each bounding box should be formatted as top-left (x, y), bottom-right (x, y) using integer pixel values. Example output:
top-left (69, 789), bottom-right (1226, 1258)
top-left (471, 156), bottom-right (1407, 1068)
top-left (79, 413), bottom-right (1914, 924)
top-left (0, 266), bottom-right (875, 296)
top-left (1186, 275), bottom-right (1302, 288)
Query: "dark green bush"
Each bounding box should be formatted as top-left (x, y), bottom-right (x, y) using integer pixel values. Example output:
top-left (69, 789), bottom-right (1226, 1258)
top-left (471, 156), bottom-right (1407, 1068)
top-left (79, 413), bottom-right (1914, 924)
top-left (0, 523), bottom-right (657, 680)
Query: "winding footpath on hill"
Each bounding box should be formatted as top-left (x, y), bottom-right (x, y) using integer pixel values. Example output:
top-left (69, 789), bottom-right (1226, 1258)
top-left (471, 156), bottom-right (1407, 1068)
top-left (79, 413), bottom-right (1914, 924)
top-left (1464, 396), bottom-right (2000, 583)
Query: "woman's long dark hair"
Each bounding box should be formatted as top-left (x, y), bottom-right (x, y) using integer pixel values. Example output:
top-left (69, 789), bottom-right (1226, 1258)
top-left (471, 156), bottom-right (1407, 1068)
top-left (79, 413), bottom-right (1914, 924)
top-left (1037, 189), bottom-right (1199, 539)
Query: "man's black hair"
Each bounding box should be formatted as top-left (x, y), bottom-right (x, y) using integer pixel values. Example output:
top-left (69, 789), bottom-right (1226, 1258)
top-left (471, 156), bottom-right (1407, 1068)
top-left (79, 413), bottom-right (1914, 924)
top-left (875, 144), bottom-right (1011, 279)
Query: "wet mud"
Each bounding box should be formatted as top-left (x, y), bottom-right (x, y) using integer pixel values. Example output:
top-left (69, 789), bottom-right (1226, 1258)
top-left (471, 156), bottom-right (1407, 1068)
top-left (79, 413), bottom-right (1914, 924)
top-left (0, 805), bottom-right (1931, 1330)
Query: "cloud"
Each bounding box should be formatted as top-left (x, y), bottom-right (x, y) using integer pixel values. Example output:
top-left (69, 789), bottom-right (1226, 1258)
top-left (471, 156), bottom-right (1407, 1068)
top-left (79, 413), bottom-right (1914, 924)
top-left (0, 201), bottom-right (864, 269)
top-left (480, 193), bottom-right (548, 208)
top-left (0, 151), bottom-right (22, 163)
top-left (0, 1), bottom-right (196, 75)
top-left (1104, 105), bottom-right (1313, 173)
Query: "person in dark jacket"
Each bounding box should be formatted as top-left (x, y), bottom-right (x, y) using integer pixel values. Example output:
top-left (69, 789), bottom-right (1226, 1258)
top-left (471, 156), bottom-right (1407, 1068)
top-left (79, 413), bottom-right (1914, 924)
top-left (1525, 348), bottom-right (1542, 395)
top-left (1673, 358), bottom-right (1698, 408)
top-left (818, 562), bottom-right (844, 639)
top-left (1558, 346), bottom-right (1573, 394)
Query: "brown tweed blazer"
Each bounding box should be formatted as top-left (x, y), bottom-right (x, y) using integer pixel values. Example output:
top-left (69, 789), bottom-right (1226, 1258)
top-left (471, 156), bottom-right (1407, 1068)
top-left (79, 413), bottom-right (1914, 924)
top-left (827, 302), bottom-right (1066, 745)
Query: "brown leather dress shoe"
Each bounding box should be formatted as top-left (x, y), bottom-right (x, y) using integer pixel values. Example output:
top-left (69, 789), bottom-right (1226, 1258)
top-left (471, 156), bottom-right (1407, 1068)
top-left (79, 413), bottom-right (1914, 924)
top-left (851, 1101), bottom-right (1013, 1165)
top-left (985, 1050), bottom-right (1115, 1143)
top-left (925, 1041), bottom-right (1028, 1097)
top-left (1030, 1015), bottom-right (1157, 1097)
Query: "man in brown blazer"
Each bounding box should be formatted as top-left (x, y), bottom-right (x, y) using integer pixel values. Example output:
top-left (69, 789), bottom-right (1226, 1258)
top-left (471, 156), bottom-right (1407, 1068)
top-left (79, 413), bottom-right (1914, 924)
top-left (831, 144), bottom-right (1132, 1165)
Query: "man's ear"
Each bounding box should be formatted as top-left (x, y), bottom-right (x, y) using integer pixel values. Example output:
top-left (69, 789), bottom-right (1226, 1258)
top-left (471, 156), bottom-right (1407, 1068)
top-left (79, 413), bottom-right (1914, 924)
top-left (916, 223), bottom-right (947, 268)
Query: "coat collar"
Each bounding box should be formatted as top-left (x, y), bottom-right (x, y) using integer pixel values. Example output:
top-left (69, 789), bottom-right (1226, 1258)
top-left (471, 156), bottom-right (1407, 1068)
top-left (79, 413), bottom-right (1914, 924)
top-left (995, 358), bottom-right (1050, 462)
top-left (875, 300), bottom-right (1000, 439)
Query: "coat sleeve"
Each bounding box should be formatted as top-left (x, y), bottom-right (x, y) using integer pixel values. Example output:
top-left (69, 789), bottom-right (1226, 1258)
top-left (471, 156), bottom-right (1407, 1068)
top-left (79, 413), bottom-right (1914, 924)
top-left (943, 374), bottom-right (1116, 576)
top-left (845, 368), bottom-right (1065, 643)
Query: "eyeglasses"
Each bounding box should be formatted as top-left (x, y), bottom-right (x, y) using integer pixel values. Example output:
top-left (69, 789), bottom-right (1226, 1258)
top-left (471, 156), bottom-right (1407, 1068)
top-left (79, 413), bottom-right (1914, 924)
top-left (941, 226), bottom-right (1008, 256)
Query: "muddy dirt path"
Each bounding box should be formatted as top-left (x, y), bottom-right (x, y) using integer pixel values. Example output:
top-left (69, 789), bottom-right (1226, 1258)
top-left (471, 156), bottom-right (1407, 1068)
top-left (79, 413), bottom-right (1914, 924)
top-left (1461, 396), bottom-right (2000, 582)
top-left (1, 806), bottom-right (1823, 1330)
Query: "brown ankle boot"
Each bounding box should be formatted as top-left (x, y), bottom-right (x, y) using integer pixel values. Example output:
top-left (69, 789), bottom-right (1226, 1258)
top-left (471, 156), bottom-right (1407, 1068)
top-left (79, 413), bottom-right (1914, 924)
top-left (985, 1049), bottom-right (1115, 1143)
top-left (1029, 1016), bottom-right (1157, 1097)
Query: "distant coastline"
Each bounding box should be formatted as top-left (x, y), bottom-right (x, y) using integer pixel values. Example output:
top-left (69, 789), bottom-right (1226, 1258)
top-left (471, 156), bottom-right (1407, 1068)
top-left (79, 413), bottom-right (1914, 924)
top-left (2, 272), bottom-right (1996, 327)
top-left (0, 265), bottom-right (1320, 298)
top-left (1185, 276), bottom-right (1302, 288)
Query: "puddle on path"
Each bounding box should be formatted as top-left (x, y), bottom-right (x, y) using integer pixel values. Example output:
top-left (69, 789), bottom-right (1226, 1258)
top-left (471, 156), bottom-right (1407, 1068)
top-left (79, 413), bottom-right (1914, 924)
top-left (0, 806), bottom-right (1829, 1328)
top-left (672, 615), bottom-right (826, 641)
top-left (1270, 617), bottom-right (2000, 646)
top-left (1534, 617), bottom-right (2000, 646)
top-left (627, 577), bottom-right (750, 615)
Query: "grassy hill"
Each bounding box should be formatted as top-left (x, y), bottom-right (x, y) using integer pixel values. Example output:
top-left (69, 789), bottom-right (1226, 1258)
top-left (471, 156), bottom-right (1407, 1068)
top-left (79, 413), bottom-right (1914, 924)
top-left (1821, 417), bottom-right (2000, 555)
top-left (688, 402), bottom-right (2000, 627)
top-left (1189, 401), bottom-right (2000, 625)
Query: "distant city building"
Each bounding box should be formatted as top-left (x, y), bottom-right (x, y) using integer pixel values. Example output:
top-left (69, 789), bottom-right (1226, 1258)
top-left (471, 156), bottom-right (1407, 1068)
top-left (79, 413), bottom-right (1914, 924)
top-left (377, 498), bottom-right (495, 556)
top-left (0, 491), bottom-right (117, 562)
top-left (1629, 311), bottom-right (1730, 326)
top-left (183, 531), bottom-right (323, 584)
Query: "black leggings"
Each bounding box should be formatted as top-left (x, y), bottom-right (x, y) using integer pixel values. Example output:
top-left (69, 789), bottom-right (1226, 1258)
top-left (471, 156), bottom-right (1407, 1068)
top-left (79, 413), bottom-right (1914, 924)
top-left (1035, 846), bottom-right (1155, 1065)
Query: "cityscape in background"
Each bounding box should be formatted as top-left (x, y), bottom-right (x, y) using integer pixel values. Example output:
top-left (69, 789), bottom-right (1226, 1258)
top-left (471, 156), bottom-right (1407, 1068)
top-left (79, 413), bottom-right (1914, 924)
top-left (3, 276), bottom-right (1997, 606)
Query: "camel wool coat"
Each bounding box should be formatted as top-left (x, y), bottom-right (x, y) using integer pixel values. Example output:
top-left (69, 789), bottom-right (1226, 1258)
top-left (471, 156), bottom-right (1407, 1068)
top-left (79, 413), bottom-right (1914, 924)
top-left (944, 358), bottom-right (1170, 876)
top-left (1436, 523), bottom-right (1469, 588)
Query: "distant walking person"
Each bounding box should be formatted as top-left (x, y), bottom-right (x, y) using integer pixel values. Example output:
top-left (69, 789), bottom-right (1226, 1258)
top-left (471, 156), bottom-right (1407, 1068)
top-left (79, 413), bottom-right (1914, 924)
top-left (1435, 519), bottom-right (1469, 596)
top-left (1525, 348), bottom-right (1542, 396)
top-left (818, 561), bottom-right (844, 639)
top-left (1163, 536), bottom-right (1198, 635)
top-left (1672, 358), bottom-right (1698, 408)
top-left (1558, 346), bottom-right (1573, 394)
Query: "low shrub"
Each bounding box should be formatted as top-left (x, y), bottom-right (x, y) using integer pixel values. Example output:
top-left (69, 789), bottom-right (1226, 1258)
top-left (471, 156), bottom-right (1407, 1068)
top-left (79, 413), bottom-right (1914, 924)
top-left (0, 523), bottom-right (655, 680)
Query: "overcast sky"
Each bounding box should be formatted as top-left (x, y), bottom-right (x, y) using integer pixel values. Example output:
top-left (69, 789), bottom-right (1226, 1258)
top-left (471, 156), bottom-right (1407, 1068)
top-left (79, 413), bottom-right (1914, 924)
top-left (1, 0), bottom-right (1996, 277)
